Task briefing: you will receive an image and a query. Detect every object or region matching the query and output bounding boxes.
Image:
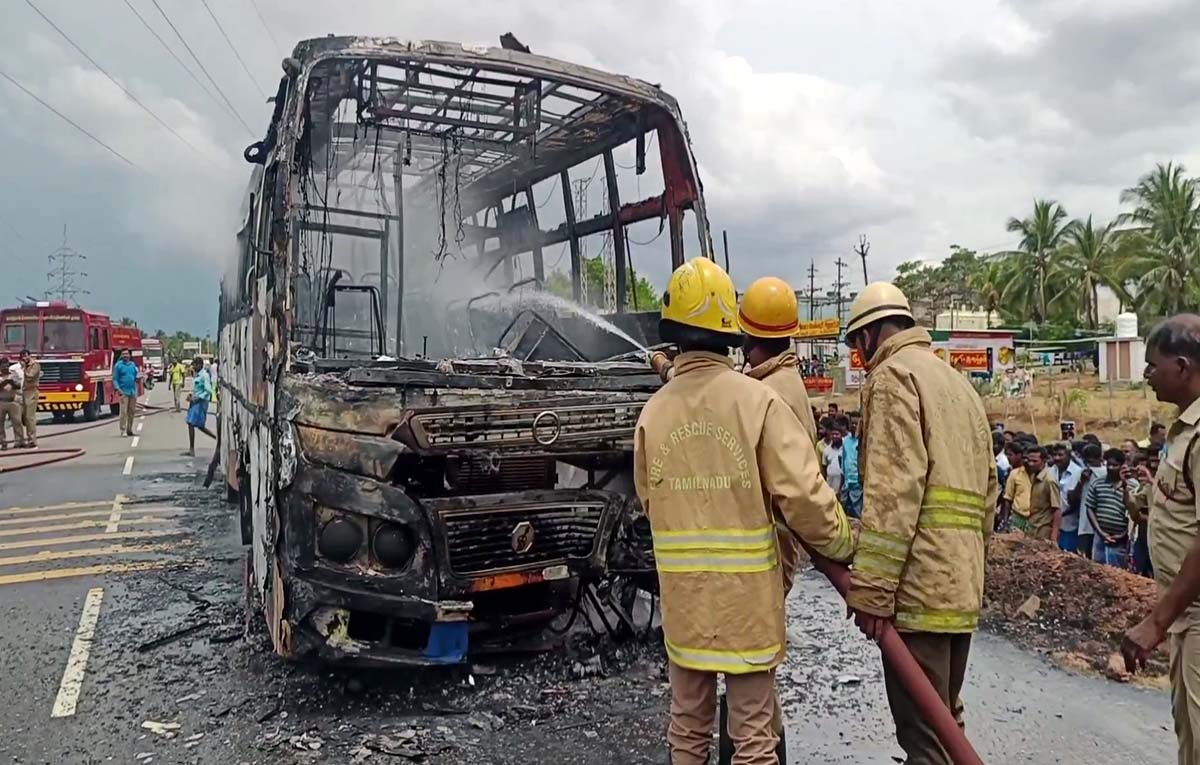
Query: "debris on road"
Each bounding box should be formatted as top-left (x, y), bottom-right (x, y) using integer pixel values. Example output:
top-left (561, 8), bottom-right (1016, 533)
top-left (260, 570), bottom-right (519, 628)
top-left (136, 620), bottom-right (211, 652)
top-left (982, 534), bottom-right (1166, 678)
top-left (141, 720), bottom-right (181, 738)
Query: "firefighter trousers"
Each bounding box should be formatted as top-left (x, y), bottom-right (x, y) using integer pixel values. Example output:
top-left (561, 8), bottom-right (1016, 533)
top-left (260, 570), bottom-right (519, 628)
top-left (20, 389), bottom-right (37, 446)
top-left (882, 631), bottom-right (972, 765)
top-left (668, 662), bottom-right (778, 765)
top-left (0, 401), bottom-right (25, 448)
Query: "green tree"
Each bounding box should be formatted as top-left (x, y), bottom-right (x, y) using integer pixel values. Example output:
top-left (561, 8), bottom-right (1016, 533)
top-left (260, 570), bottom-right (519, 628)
top-left (1056, 216), bottom-right (1128, 329)
top-left (1117, 162), bottom-right (1200, 318)
top-left (545, 256), bottom-right (662, 311)
top-left (1003, 199), bottom-right (1071, 322)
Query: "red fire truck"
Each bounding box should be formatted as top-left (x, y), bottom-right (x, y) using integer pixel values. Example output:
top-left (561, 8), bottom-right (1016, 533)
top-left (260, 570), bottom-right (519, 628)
top-left (0, 301), bottom-right (144, 421)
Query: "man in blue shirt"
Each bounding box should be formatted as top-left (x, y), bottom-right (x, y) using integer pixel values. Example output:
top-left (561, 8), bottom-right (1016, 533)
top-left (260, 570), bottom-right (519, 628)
top-left (113, 349), bottom-right (139, 436)
top-left (840, 414), bottom-right (862, 518)
top-left (185, 356), bottom-right (217, 457)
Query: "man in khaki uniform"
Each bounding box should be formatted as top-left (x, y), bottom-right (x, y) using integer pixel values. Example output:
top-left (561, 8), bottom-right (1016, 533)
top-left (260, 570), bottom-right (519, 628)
top-left (1001, 442), bottom-right (1031, 532)
top-left (1023, 445), bottom-right (1062, 542)
top-left (635, 258), bottom-right (854, 765)
top-left (0, 358), bottom-right (26, 451)
top-left (1124, 315), bottom-right (1200, 765)
top-left (843, 282), bottom-right (998, 765)
top-left (18, 349), bottom-right (40, 449)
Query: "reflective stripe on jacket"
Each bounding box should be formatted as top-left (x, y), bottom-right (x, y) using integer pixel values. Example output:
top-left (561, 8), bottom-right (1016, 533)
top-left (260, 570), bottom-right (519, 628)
top-left (746, 351), bottom-right (820, 594)
top-left (847, 328), bottom-right (998, 634)
top-left (634, 352), bottom-right (854, 673)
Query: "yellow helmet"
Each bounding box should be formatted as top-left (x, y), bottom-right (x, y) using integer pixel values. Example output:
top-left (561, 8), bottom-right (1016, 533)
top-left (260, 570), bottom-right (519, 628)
top-left (738, 277), bottom-right (799, 339)
top-left (845, 281), bottom-right (914, 336)
top-left (661, 257), bottom-right (739, 335)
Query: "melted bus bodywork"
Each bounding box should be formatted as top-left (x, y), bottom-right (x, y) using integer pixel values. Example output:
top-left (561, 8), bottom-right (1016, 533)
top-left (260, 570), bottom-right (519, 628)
top-left (220, 37), bottom-right (712, 665)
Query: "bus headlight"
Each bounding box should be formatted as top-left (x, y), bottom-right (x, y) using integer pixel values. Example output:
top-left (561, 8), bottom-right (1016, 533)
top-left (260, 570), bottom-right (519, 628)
top-left (74, 384), bottom-right (84, 392)
top-left (372, 523), bottom-right (415, 569)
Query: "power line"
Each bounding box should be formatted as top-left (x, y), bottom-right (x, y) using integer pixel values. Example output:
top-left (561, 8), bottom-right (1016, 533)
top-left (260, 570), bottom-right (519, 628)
top-left (148, 0), bottom-right (255, 136)
top-left (248, 0), bottom-right (285, 58)
top-left (0, 214), bottom-right (25, 242)
top-left (122, 0), bottom-right (228, 119)
top-left (0, 69), bottom-right (138, 168)
top-left (199, 0), bottom-right (267, 100)
top-left (23, 0), bottom-right (200, 154)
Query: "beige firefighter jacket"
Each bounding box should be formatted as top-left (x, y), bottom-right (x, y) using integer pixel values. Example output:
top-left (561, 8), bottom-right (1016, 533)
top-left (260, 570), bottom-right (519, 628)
top-left (746, 351), bottom-right (820, 593)
top-left (634, 352), bottom-right (854, 674)
top-left (847, 328), bottom-right (998, 633)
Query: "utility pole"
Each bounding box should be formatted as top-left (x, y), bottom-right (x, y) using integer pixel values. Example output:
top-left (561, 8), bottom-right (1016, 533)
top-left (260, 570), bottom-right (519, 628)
top-left (46, 224), bottom-right (89, 304)
top-left (833, 257), bottom-right (849, 327)
top-left (573, 179), bottom-right (589, 305)
top-left (806, 260), bottom-right (819, 320)
top-left (722, 230), bottom-right (730, 273)
top-left (854, 234), bottom-right (870, 285)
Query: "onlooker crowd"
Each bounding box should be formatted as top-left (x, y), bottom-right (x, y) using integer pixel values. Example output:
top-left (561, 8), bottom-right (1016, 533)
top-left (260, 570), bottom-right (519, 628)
top-left (992, 420), bottom-right (1159, 577)
top-left (814, 403), bottom-right (863, 519)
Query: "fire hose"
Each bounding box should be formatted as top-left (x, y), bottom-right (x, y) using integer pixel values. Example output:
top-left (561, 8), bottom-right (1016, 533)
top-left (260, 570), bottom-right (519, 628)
top-left (804, 547), bottom-right (983, 764)
top-left (714, 549), bottom-right (985, 765)
top-left (0, 402), bottom-right (177, 474)
top-left (650, 352), bottom-right (983, 763)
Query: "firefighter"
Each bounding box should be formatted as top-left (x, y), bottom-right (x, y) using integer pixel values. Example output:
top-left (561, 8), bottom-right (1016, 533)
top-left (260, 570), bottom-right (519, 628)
top-left (634, 257), bottom-right (855, 765)
top-left (737, 276), bottom-right (818, 594)
top-left (842, 282), bottom-right (998, 765)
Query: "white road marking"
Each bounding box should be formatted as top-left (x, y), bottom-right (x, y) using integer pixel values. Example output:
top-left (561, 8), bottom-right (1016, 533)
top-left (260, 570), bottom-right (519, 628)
top-left (51, 587), bottom-right (104, 718)
top-left (135, 422), bottom-right (143, 433)
top-left (122, 456), bottom-right (134, 476)
top-left (131, 436), bottom-right (140, 449)
top-left (105, 494), bottom-right (125, 534)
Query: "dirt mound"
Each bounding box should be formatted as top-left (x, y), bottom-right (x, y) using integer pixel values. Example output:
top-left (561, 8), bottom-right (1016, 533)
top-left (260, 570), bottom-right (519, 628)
top-left (982, 533), bottom-right (1167, 680)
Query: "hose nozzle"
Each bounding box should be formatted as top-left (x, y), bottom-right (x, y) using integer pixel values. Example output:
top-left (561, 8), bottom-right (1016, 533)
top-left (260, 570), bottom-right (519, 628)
top-left (650, 351), bottom-right (675, 382)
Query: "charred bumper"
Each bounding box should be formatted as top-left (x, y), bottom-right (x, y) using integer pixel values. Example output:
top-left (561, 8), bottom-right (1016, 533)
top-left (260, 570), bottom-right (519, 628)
top-left (280, 465), bottom-right (631, 666)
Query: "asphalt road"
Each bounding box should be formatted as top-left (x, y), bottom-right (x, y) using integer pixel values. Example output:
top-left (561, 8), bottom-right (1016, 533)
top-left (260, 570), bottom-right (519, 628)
top-left (0, 386), bottom-right (1179, 764)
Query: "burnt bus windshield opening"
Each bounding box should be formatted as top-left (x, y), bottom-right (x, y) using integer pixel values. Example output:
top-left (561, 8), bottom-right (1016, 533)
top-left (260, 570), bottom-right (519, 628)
top-left (287, 48), bottom-right (706, 363)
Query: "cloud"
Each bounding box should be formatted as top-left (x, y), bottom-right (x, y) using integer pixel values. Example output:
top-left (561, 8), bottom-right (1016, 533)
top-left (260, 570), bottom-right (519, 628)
top-left (2, 0), bottom-right (1199, 334)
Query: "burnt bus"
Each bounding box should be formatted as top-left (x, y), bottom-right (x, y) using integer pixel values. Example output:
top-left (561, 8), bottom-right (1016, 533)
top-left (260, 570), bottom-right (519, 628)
top-left (219, 36), bottom-right (715, 665)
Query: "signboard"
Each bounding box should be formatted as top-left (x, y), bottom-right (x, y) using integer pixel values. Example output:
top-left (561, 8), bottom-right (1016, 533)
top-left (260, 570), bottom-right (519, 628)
top-left (2, 313), bottom-right (80, 322)
top-left (849, 348), bottom-right (865, 369)
top-left (935, 348), bottom-right (990, 372)
top-left (804, 376), bottom-right (834, 393)
top-left (182, 341), bottom-right (201, 351)
top-left (795, 317), bottom-right (841, 339)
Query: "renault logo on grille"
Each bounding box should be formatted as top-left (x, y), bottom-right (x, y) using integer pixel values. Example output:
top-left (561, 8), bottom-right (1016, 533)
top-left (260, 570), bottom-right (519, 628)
top-left (532, 410), bottom-right (562, 446)
top-left (511, 521), bottom-right (536, 554)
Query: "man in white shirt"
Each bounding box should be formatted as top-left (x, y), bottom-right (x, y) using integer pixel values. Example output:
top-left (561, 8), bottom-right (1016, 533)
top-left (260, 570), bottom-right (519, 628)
top-left (1051, 442), bottom-right (1084, 552)
top-left (822, 421), bottom-right (845, 495)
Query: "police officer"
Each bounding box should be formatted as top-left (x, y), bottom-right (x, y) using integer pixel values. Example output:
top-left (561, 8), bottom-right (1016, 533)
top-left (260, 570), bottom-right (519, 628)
top-left (634, 258), bottom-right (854, 765)
top-left (842, 282), bottom-right (998, 765)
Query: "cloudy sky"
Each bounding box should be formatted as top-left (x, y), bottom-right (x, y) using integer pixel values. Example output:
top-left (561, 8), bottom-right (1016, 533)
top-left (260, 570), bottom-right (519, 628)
top-left (2, 0), bottom-right (1198, 334)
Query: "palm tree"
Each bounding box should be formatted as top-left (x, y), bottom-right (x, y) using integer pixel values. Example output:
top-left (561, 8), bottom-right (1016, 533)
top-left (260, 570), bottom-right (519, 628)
top-left (1004, 200), bottom-right (1071, 322)
top-left (1118, 163), bottom-right (1200, 317)
top-left (969, 259), bottom-right (1013, 324)
top-left (1056, 217), bottom-right (1129, 329)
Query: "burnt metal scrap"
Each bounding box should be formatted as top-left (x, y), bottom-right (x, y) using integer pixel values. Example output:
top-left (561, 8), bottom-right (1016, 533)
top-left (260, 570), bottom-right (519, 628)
top-left (218, 35), bottom-right (711, 667)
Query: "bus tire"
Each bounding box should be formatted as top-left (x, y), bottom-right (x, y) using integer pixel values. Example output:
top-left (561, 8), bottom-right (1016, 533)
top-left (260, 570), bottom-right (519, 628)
top-left (52, 411), bottom-right (69, 423)
top-left (238, 471), bottom-right (253, 545)
top-left (82, 400), bottom-right (99, 422)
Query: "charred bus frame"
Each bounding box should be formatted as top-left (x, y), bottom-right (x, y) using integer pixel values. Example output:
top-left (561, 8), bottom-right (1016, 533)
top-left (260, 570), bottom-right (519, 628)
top-left (219, 37), bottom-right (713, 666)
